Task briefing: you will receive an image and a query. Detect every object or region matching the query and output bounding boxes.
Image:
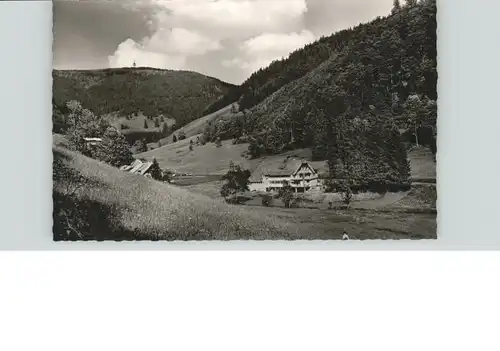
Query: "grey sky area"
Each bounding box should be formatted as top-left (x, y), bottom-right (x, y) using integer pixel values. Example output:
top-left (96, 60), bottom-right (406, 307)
top-left (53, 0), bottom-right (393, 84)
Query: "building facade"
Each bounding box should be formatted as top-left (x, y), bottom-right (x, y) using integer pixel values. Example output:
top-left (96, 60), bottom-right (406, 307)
top-left (83, 137), bottom-right (102, 147)
top-left (249, 161), bottom-right (322, 193)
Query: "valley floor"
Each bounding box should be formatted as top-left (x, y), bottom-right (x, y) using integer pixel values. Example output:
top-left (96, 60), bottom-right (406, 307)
top-left (179, 183), bottom-right (437, 240)
top-left (178, 177), bottom-right (436, 240)
top-left (244, 206), bottom-right (436, 240)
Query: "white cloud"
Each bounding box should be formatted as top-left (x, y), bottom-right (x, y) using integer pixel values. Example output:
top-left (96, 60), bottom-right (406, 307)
top-left (108, 38), bottom-right (187, 69)
top-left (243, 30), bottom-right (315, 55)
top-left (108, 27), bottom-right (221, 69)
top-left (227, 30), bottom-right (316, 74)
top-left (151, 0), bottom-right (308, 39)
top-left (144, 28), bottom-right (221, 55)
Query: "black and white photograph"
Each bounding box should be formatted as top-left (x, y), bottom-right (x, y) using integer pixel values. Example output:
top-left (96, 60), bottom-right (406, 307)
top-left (52, 0), bottom-right (437, 241)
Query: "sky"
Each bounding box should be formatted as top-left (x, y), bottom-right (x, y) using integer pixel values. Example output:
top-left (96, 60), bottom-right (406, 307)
top-left (53, 0), bottom-right (393, 85)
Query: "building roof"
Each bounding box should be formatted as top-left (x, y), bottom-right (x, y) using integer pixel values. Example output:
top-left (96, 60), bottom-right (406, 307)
top-left (139, 162), bottom-right (154, 175)
top-left (249, 158), bottom-right (327, 183)
top-left (129, 160), bottom-right (144, 173)
top-left (131, 161), bottom-right (153, 175)
top-left (268, 159), bottom-right (306, 177)
top-left (120, 159), bottom-right (153, 175)
top-left (120, 159), bottom-right (142, 171)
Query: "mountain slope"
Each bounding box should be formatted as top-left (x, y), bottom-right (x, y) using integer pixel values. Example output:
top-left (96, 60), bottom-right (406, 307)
top-left (202, 18), bottom-right (353, 115)
top-left (252, 2), bottom-right (436, 122)
top-left (216, 2), bottom-right (435, 144)
top-left (207, 1), bottom-right (436, 117)
top-left (52, 67), bottom-right (236, 129)
top-left (53, 144), bottom-right (299, 240)
top-left (202, 1), bottom-right (436, 186)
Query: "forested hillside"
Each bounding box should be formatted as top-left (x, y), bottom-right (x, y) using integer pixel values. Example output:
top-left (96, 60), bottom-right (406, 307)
top-left (53, 68), bottom-right (235, 129)
top-left (203, 0), bottom-right (437, 188)
top-left (207, 1), bottom-right (436, 113)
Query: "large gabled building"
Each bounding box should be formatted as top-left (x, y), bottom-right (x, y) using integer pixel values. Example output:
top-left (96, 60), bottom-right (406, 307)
top-left (248, 159), bottom-right (323, 193)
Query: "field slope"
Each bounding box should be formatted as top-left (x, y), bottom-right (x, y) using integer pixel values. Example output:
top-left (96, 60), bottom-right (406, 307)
top-left (53, 145), bottom-right (301, 241)
top-left (137, 130), bottom-right (435, 180)
top-left (139, 135), bottom-right (252, 175)
top-left (149, 103), bottom-right (240, 147)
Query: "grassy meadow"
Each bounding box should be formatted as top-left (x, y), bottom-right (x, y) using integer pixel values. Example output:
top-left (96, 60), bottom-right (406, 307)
top-left (138, 137), bottom-right (252, 175)
top-left (149, 103), bottom-right (238, 147)
top-left (137, 138), bottom-right (329, 178)
top-left (53, 145), bottom-right (300, 240)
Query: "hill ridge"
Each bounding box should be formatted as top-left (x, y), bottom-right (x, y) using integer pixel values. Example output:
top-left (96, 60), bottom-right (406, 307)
top-left (52, 67), bottom-right (236, 136)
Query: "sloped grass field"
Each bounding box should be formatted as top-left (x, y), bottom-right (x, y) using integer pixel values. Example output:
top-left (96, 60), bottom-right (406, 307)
top-left (53, 146), bottom-right (300, 241)
top-left (149, 104), bottom-right (238, 148)
top-left (137, 137), bottom-right (251, 175)
top-left (139, 134), bottom-right (435, 181)
top-left (138, 140), bottom-right (327, 177)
